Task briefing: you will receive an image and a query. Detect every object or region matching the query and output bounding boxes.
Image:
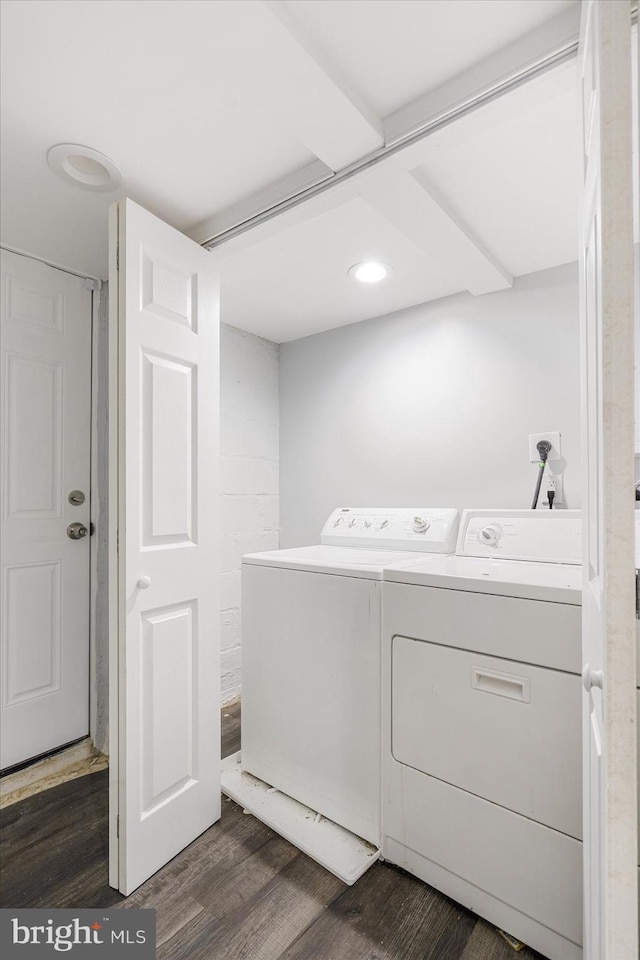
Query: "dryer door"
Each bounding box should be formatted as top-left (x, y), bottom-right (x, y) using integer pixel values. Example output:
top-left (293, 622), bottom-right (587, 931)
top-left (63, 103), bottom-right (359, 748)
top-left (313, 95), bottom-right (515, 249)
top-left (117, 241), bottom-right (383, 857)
top-left (392, 634), bottom-right (582, 838)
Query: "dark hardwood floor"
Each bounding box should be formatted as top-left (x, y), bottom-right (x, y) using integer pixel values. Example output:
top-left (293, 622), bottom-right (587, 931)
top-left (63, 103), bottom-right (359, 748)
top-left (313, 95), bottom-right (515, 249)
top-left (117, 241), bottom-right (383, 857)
top-left (0, 701), bottom-right (546, 960)
top-left (221, 700), bottom-right (242, 761)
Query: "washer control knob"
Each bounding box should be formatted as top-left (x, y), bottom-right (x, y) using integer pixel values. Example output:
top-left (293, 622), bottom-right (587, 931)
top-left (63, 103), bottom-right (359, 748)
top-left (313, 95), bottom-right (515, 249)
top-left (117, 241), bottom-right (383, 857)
top-left (413, 516), bottom-right (430, 533)
top-left (349, 518), bottom-right (357, 527)
top-left (380, 519), bottom-right (389, 529)
top-left (364, 519), bottom-right (372, 528)
top-left (333, 518), bottom-right (343, 527)
top-left (479, 524), bottom-right (502, 547)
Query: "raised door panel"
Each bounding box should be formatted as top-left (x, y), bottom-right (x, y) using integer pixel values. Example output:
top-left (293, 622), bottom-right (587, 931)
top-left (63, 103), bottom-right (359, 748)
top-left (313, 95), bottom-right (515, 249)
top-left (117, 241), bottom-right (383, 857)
top-left (141, 352), bottom-right (196, 546)
top-left (141, 601), bottom-right (197, 814)
top-left (3, 561), bottom-right (62, 705)
top-left (5, 274), bottom-right (64, 332)
top-left (3, 353), bottom-right (62, 520)
top-left (141, 250), bottom-right (198, 332)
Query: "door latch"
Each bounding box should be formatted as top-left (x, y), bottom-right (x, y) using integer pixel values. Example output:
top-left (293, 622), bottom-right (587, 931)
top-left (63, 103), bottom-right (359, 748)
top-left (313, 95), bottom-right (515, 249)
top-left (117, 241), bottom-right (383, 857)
top-left (67, 522), bottom-right (89, 540)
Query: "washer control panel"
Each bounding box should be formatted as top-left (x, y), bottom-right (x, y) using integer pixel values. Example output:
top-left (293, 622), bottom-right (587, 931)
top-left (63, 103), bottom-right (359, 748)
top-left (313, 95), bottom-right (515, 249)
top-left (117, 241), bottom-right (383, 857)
top-left (321, 508), bottom-right (459, 553)
top-left (460, 509), bottom-right (582, 564)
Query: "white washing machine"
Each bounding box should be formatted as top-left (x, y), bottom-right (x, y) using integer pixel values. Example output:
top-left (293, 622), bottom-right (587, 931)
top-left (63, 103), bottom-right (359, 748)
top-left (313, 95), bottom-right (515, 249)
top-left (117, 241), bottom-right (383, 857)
top-left (382, 509), bottom-right (583, 960)
top-left (229, 507), bottom-right (458, 882)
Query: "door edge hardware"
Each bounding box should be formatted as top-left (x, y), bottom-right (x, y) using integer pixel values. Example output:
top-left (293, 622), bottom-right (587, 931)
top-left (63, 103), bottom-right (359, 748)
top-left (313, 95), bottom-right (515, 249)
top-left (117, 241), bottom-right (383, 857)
top-left (67, 522), bottom-right (89, 541)
top-left (582, 663), bottom-right (604, 693)
top-left (68, 490), bottom-right (86, 506)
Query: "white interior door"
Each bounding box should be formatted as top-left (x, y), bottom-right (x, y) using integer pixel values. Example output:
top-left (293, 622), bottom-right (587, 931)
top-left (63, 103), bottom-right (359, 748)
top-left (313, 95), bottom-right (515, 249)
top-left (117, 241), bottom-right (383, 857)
top-left (579, 2), bottom-right (638, 957)
top-left (109, 200), bottom-right (220, 895)
top-left (0, 250), bottom-right (92, 770)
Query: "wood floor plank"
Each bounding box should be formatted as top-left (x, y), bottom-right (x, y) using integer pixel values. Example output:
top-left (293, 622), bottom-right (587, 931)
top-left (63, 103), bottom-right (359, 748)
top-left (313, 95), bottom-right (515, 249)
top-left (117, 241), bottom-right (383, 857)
top-left (460, 917), bottom-right (546, 960)
top-left (0, 768), bottom-right (122, 909)
top-left (411, 904), bottom-right (476, 960)
top-left (191, 831), bottom-right (300, 919)
top-left (40, 858), bottom-right (124, 911)
top-left (158, 845), bottom-right (345, 960)
top-left (281, 860), bottom-right (475, 960)
top-left (119, 800), bottom-right (274, 910)
top-left (137, 893), bottom-right (205, 949)
top-left (1, 764), bottom-right (107, 854)
top-left (221, 700), bottom-right (241, 759)
top-left (117, 801), bottom-right (300, 953)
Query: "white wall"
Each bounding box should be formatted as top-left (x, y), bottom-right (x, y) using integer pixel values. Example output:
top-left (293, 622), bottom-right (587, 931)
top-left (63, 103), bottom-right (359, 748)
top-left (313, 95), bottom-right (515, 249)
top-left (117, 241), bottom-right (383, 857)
top-left (220, 323), bottom-right (279, 702)
top-left (279, 262), bottom-right (581, 547)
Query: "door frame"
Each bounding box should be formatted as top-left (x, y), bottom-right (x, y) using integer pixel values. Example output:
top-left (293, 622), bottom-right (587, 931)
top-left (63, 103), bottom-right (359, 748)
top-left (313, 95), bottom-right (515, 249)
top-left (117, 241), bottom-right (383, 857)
top-left (107, 204), bottom-right (119, 885)
top-left (1, 243), bottom-right (102, 759)
top-left (89, 276), bottom-right (108, 754)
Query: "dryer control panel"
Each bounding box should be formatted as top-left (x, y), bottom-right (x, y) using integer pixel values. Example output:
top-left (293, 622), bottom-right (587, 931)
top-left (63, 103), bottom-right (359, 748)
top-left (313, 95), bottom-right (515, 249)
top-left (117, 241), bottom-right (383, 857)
top-left (321, 507), bottom-right (459, 553)
top-left (459, 509), bottom-right (582, 564)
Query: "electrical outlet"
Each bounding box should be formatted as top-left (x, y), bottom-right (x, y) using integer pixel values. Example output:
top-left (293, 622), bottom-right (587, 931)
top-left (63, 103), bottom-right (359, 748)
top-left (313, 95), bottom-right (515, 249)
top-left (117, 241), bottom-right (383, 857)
top-left (543, 474), bottom-right (563, 507)
top-left (529, 432), bottom-right (562, 463)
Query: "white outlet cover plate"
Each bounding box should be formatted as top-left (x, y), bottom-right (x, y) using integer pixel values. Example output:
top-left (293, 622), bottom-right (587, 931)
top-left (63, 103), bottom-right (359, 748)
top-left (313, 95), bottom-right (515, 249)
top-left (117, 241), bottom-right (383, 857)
top-left (544, 473), bottom-right (563, 506)
top-left (529, 432), bottom-right (562, 463)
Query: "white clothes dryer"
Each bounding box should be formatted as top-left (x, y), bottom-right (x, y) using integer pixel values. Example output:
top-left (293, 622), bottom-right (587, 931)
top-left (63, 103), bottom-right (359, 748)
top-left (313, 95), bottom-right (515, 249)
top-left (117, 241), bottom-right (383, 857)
top-left (224, 507), bottom-right (459, 884)
top-left (382, 509), bottom-right (583, 960)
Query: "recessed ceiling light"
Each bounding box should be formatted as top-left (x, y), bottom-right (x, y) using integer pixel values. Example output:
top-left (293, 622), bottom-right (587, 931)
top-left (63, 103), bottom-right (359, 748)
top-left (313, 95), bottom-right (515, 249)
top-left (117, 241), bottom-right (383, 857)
top-left (47, 144), bottom-right (122, 192)
top-left (348, 261), bottom-right (392, 283)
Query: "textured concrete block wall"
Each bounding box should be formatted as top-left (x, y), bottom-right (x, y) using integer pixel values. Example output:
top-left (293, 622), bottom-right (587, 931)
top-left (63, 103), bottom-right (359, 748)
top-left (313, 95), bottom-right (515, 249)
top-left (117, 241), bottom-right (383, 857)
top-left (219, 323), bottom-right (279, 702)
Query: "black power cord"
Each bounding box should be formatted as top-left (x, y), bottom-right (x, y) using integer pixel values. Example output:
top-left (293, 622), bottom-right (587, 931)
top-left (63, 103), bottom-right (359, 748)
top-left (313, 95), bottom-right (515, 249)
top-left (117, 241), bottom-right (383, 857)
top-left (548, 489), bottom-right (555, 510)
top-left (531, 440), bottom-right (552, 509)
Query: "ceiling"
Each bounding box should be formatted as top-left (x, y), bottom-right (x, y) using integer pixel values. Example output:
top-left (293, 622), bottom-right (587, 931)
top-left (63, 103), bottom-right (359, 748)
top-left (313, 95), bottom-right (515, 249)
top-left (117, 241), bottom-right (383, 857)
top-left (220, 59), bottom-right (581, 342)
top-left (276, 0), bottom-right (576, 118)
top-left (1, 0), bottom-right (589, 341)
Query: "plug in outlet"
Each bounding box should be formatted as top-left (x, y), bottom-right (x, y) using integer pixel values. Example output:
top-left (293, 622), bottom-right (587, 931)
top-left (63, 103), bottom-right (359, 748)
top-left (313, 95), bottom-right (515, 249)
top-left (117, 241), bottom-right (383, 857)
top-left (543, 474), bottom-right (563, 507)
top-left (529, 432), bottom-right (561, 463)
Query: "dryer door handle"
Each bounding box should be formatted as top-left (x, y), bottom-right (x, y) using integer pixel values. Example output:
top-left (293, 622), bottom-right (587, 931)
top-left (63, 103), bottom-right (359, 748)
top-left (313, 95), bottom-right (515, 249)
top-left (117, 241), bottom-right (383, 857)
top-left (471, 667), bottom-right (530, 703)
